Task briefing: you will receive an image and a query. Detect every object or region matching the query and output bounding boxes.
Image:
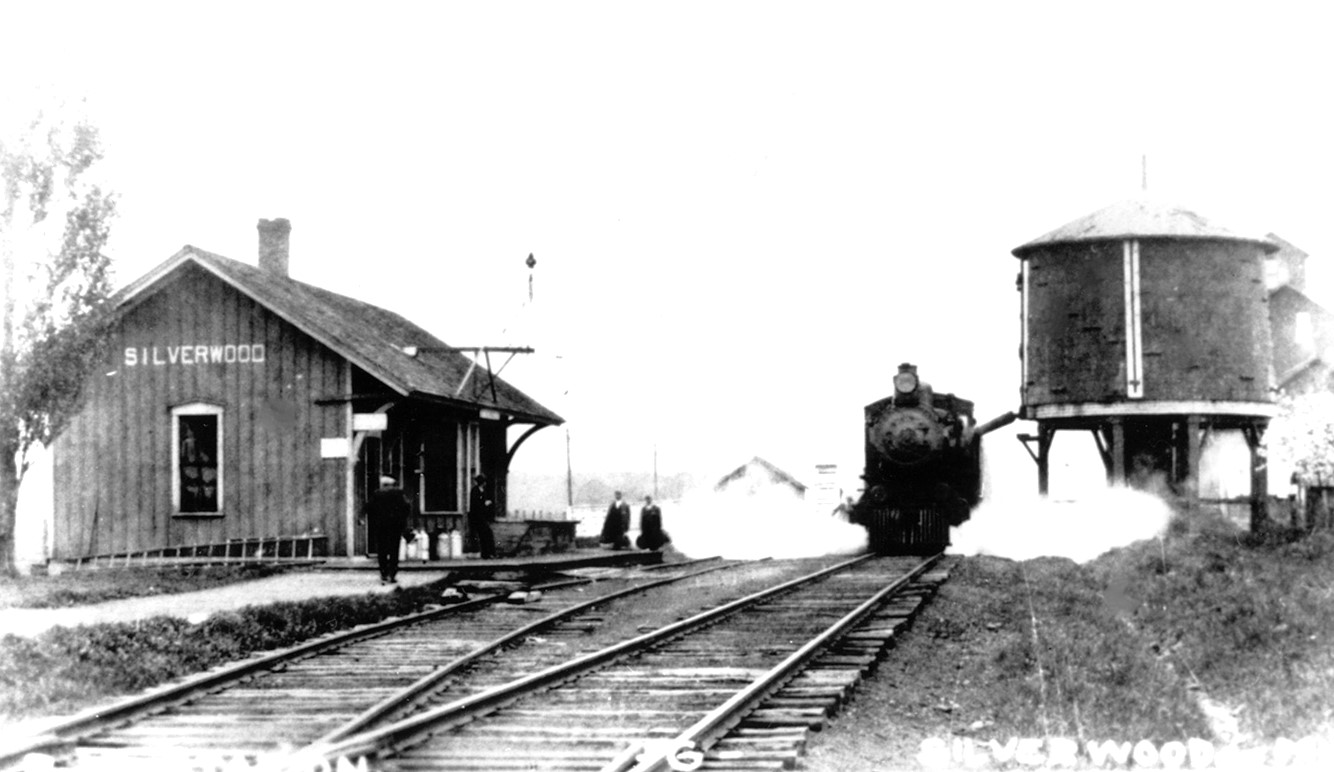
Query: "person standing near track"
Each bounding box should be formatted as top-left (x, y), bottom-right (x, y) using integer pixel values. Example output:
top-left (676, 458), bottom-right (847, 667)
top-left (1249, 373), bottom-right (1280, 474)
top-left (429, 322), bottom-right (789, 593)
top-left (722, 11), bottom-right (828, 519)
top-left (366, 475), bottom-right (411, 584)
top-left (601, 491), bottom-right (631, 550)
top-left (468, 473), bottom-right (497, 559)
top-left (636, 495), bottom-right (669, 551)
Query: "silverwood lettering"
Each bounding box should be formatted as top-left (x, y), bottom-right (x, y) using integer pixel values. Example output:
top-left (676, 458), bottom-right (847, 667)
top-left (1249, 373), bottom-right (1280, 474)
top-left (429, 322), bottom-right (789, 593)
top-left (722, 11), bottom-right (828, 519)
top-left (124, 345), bottom-right (266, 366)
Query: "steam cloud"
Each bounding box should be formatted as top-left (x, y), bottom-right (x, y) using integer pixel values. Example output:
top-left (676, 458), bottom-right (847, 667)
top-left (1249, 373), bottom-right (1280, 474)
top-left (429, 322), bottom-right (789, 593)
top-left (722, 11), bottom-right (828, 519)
top-left (666, 487), bottom-right (868, 560)
top-left (950, 485), bottom-right (1173, 563)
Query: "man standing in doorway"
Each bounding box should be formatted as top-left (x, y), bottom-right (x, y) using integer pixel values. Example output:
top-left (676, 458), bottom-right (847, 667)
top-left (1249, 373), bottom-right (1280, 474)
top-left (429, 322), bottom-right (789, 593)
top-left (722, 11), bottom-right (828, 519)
top-left (469, 473), bottom-right (497, 559)
top-left (366, 475), bottom-right (410, 584)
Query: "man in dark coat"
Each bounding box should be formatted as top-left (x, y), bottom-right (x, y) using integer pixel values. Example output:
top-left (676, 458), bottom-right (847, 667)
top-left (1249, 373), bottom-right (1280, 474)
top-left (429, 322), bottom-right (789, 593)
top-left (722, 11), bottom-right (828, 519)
top-left (468, 473), bottom-right (496, 559)
top-left (601, 491), bottom-right (631, 550)
top-left (365, 475), bottom-right (410, 584)
top-left (636, 495), bottom-right (670, 551)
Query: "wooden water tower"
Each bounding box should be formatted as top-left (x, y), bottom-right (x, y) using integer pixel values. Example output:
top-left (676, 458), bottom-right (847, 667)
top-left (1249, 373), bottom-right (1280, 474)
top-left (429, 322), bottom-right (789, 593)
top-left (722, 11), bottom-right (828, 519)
top-left (1012, 198), bottom-right (1280, 527)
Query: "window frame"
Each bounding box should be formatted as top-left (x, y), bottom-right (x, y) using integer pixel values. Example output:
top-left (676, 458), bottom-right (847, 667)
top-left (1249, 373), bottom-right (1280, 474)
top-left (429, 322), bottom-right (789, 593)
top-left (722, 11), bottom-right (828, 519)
top-left (172, 402), bottom-right (225, 516)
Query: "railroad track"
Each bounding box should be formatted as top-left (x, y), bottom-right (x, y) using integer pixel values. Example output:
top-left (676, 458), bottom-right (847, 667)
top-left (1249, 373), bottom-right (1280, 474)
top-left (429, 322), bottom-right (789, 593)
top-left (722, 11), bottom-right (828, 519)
top-left (302, 554), bottom-right (950, 772)
top-left (3, 559), bottom-right (738, 771)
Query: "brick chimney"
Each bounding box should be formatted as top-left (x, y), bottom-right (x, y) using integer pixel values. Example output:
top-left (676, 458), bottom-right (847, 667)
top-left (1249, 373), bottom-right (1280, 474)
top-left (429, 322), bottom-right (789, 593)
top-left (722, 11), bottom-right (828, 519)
top-left (257, 218), bottom-right (291, 276)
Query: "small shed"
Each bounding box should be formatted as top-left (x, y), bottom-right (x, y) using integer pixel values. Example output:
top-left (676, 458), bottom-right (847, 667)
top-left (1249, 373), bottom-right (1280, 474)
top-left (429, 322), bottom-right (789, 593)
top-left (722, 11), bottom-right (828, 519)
top-left (49, 219), bottom-right (562, 562)
top-left (715, 457), bottom-right (807, 499)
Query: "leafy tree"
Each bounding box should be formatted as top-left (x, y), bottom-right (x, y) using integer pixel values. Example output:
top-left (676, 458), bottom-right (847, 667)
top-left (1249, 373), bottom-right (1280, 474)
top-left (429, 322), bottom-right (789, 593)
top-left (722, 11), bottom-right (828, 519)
top-left (1271, 391), bottom-right (1334, 488)
top-left (1, 107), bottom-right (116, 573)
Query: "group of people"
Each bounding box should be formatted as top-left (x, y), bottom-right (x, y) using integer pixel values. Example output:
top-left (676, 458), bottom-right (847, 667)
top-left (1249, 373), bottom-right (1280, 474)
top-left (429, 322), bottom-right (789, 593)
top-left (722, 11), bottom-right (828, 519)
top-left (599, 491), bottom-right (671, 551)
top-left (365, 477), bottom-right (670, 585)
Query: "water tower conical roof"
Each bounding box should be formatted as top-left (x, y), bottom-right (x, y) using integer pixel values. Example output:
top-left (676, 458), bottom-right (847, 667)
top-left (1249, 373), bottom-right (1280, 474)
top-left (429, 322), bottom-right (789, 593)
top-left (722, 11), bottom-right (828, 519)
top-left (1011, 198), bottom-right (1278, 257)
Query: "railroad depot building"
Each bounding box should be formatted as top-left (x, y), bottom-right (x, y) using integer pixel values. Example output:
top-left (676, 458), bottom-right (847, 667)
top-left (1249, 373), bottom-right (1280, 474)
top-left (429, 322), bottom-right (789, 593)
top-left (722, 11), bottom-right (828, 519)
top-left (50, 219), bottom-right (562, 562)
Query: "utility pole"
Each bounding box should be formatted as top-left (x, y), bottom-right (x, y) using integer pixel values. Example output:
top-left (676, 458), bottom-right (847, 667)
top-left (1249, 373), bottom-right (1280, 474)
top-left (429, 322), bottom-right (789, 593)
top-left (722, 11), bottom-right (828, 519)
top-left (565, 428), bottom-right (573, 513)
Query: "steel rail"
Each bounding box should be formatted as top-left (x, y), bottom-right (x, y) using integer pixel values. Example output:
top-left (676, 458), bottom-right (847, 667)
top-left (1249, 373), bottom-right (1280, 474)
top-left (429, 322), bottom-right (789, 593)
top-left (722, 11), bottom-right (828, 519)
top-left (610, 552), bottom-right (943, 772)
top-left (301, 554), bottom-right (877, 767)
top-left (0, 575), bottom-right (593, 767)
top-left (636, 555), bottom-right (723, 572)
top-left (313, 560), bottom-right (744, 744)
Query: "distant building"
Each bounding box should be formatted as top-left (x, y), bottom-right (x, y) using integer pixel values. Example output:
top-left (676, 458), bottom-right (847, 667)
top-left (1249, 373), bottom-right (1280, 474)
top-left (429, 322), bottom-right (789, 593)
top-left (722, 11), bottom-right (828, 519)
top-left (715, 457), bottom-right (807, 499)
top-left (1266, 233), bottom-right (1334, 395)
top-left (47, 219), bottom-right (562, 563)
top-left (1264, 234), bottom-right (1334, 527)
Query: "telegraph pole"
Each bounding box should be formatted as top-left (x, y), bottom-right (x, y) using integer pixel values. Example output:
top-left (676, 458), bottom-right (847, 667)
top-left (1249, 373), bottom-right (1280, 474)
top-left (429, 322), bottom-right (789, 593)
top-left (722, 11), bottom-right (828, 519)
top-left (565, 428), bottom-right (574, 513)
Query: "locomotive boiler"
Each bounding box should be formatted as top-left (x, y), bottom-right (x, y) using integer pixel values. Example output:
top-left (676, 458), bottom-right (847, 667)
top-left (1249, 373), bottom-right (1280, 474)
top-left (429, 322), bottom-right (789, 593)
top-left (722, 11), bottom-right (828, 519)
top-left (854, 363), bottom-right (1012, 554)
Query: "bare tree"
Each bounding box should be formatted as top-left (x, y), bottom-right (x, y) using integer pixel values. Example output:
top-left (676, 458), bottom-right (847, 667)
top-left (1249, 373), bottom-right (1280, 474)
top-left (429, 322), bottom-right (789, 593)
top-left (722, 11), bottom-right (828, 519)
top-left (1, 107), bottom-right (116, 573)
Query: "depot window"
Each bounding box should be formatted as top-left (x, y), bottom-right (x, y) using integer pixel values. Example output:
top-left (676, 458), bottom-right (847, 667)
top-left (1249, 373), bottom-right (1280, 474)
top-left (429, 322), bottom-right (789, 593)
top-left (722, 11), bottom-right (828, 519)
top-left (173, 403), bottom-right (223, 514)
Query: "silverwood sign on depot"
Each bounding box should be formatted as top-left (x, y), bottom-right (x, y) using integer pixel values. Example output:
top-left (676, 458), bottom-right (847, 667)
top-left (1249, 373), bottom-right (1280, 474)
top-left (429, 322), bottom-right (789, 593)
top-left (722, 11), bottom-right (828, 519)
top-left (123, 344), bottom-right (267, 367)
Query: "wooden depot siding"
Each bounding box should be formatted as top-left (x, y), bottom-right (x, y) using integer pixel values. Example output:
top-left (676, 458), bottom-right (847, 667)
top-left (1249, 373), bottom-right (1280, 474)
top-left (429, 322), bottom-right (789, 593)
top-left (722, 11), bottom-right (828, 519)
top-left (52, 264), bottom-right (349, 559)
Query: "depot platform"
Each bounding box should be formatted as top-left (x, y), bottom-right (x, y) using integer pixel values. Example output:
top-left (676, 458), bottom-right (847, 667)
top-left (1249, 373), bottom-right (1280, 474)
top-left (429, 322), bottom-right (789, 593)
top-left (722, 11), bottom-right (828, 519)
top-left (323, 547), bottom-right (666, 574)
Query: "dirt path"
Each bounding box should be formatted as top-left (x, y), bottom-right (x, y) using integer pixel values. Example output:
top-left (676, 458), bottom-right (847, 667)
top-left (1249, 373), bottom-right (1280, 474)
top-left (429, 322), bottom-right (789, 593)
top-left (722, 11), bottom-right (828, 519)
top-left (0, 570), bottom-right (450, 638)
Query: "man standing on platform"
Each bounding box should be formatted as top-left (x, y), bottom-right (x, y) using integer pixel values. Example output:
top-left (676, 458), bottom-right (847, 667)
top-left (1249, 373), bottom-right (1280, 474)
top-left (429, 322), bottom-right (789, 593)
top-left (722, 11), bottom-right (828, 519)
top-left (469, 473), bottom-right (497, 559)
top-left (636, 495), bottom-right (670, 551)
top-left (366, 475), bottom-right (410, 584)
top-left (601, 491), bottom-right (631, 550)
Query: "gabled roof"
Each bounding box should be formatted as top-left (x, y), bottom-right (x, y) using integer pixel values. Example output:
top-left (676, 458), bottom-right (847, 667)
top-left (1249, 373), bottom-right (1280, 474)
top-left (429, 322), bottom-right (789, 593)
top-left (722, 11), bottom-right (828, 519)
top-left (1267, 232), bottom-right (1308, 263)
top-left (1278, 355), bottom-right (1326, 390)
top-left (1012, 198), bottom-right (1279, 257)
top-left (113, 246), bottom-right (563, 425)
top-left (1269, 283), bottom-right (1334, 331)
top-left (714, 456), bottom-right (807, 493)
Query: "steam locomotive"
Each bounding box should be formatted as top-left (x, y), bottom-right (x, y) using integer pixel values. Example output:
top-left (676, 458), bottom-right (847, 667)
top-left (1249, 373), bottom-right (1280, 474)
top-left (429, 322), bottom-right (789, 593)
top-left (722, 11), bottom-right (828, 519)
top-left (852, 363), bottom-right (1011, 554)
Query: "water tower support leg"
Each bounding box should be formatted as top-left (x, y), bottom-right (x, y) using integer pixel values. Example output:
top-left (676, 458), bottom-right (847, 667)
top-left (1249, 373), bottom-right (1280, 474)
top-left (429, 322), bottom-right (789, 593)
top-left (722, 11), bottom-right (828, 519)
top-left (1184, 416), bottom-right (1202, 501)
top-left (1037, 425), bottom-right (1054, 496)
top-left (1109, 418), bottom-right (1127, 487)
top-left (1243, 421), bottom-right (1270, 531)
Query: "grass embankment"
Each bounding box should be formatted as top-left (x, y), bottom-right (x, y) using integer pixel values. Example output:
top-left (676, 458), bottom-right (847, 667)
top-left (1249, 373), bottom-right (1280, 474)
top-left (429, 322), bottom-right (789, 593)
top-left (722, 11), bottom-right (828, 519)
top-left (0, 577), bottom-right (457, 721)
top-left (0, 564), bottom-right (292, 609)
top-left (1101, 514), bottom-right (1334, 741)
top-left (805, 510), bottom-right (1334, 770)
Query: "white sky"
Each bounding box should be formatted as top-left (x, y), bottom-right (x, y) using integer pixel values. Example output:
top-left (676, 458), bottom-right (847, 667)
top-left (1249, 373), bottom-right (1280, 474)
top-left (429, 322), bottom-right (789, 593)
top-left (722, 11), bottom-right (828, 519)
top-left (4, 1), bottom-right (1333, 494)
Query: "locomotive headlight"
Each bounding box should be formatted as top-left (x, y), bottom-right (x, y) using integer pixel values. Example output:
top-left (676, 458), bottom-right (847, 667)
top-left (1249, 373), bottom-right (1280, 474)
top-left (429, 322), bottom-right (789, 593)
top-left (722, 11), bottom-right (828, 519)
top-left (893, 370), bottom-right (918, 395)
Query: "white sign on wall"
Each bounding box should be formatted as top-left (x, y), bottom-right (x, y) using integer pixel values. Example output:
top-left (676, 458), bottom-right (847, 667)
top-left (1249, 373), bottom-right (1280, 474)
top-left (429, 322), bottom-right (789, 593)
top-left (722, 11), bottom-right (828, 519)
top-left (353, 413), bottom-right (388, 432)
top-left (320, 438), bottom-right (350, 458)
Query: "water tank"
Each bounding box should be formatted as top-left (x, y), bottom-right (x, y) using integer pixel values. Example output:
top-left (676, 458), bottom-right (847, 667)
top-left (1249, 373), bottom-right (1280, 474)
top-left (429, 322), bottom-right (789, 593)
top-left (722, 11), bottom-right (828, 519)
top-left (1012, 198), bottom-right (1279, 417)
